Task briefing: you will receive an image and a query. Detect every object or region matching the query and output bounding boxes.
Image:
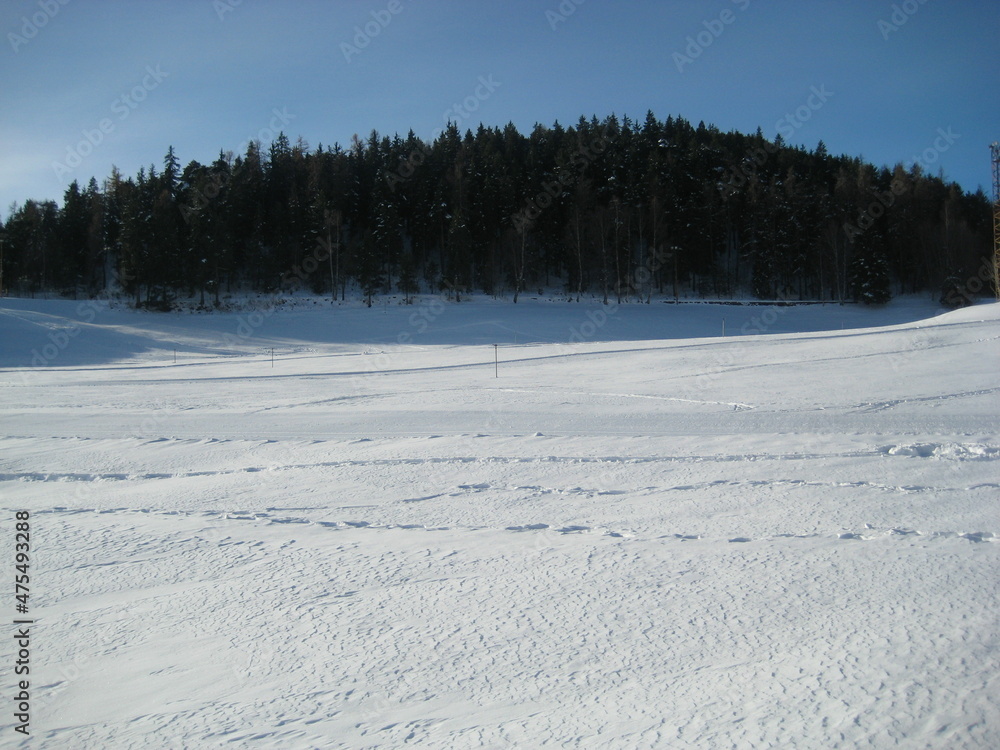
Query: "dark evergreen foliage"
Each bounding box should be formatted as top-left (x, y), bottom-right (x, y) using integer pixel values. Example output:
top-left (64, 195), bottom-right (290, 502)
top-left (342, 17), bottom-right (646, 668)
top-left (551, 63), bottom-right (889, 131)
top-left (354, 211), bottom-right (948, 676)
top-left (1, 115), bottom-right (993, 305)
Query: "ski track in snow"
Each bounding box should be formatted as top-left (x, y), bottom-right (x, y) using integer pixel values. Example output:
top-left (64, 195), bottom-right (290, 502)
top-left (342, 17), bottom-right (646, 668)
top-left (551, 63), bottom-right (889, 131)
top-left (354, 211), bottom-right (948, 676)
top-left (1, 297), bottom-right (999, 749)
top-left (25, 504), bottom-right (1000, 545)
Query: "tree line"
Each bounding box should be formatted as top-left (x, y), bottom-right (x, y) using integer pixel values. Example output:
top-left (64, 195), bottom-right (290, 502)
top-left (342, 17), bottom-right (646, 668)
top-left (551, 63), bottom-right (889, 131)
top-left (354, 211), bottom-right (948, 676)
top-left (1, 112), bottom-right (993, 309)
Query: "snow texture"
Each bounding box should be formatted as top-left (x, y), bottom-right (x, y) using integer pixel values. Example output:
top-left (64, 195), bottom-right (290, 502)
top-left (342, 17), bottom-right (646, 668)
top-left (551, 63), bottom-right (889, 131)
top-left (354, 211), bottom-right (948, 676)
top-left (1, 295), bottom-right (998, 748)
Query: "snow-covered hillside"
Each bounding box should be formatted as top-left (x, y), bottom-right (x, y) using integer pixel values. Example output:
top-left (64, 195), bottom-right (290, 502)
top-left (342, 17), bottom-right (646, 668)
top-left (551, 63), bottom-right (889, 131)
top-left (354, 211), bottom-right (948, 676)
top-left (1, 296), bottom-right (998, 748)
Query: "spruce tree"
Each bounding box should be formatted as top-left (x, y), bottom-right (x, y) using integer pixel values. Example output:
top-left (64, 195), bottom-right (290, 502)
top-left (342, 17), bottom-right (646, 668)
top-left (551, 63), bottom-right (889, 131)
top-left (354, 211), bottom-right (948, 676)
top-left (1, 112), bottom-right (993, 306)
top-left (849, 236), bottom-right (891, 305)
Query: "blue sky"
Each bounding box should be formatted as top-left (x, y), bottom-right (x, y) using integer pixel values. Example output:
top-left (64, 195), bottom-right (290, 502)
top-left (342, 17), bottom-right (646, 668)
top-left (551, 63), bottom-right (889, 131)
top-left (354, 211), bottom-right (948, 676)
top-left (2, 0), bottom-right (998, 220)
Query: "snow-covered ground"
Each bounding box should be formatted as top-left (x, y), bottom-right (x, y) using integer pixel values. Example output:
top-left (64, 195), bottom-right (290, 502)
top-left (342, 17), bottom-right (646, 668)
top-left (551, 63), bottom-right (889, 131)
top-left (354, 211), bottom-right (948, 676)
top-left (1, 295), bottom-right (998, 749)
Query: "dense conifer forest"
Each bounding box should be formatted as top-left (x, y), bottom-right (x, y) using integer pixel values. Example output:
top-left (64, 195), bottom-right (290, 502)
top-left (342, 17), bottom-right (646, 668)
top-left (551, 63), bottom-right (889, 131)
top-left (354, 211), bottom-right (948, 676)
top-left (1, 113), bottom-right (993, 308)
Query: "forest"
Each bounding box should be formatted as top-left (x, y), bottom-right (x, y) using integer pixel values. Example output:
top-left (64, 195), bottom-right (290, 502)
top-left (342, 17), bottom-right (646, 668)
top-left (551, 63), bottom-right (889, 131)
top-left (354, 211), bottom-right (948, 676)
top-left (1, 112), bottom-right (993, 309)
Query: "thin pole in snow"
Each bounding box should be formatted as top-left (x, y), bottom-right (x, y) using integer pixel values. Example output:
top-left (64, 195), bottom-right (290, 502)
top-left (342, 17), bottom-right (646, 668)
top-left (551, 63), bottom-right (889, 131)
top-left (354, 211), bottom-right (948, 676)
top-left (271, 348), bottom-right (274, 368)
top-left (493, 344), bottom-right (498, 378)
top-left (722, 319), bottom-right (726, 337)
top-left (173, 349), bottom-right (176, 364)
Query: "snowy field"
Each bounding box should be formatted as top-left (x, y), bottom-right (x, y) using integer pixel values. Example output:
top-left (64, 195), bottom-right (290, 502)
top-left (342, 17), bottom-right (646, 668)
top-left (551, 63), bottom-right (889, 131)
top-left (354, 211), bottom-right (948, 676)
top-left (1, 295), bottom-right (998, 749)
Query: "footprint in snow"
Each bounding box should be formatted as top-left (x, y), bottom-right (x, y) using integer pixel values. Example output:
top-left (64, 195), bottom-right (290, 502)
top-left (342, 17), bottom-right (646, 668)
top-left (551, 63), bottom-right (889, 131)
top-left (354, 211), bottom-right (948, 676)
top-left (505, 523), bottom-right (550, 532)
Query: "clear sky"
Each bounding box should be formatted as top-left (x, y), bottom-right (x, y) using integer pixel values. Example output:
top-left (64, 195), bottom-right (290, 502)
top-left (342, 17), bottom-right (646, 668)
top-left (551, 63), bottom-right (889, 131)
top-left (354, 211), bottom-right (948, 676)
top-left (2, 0), bottom-right (998, 220)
